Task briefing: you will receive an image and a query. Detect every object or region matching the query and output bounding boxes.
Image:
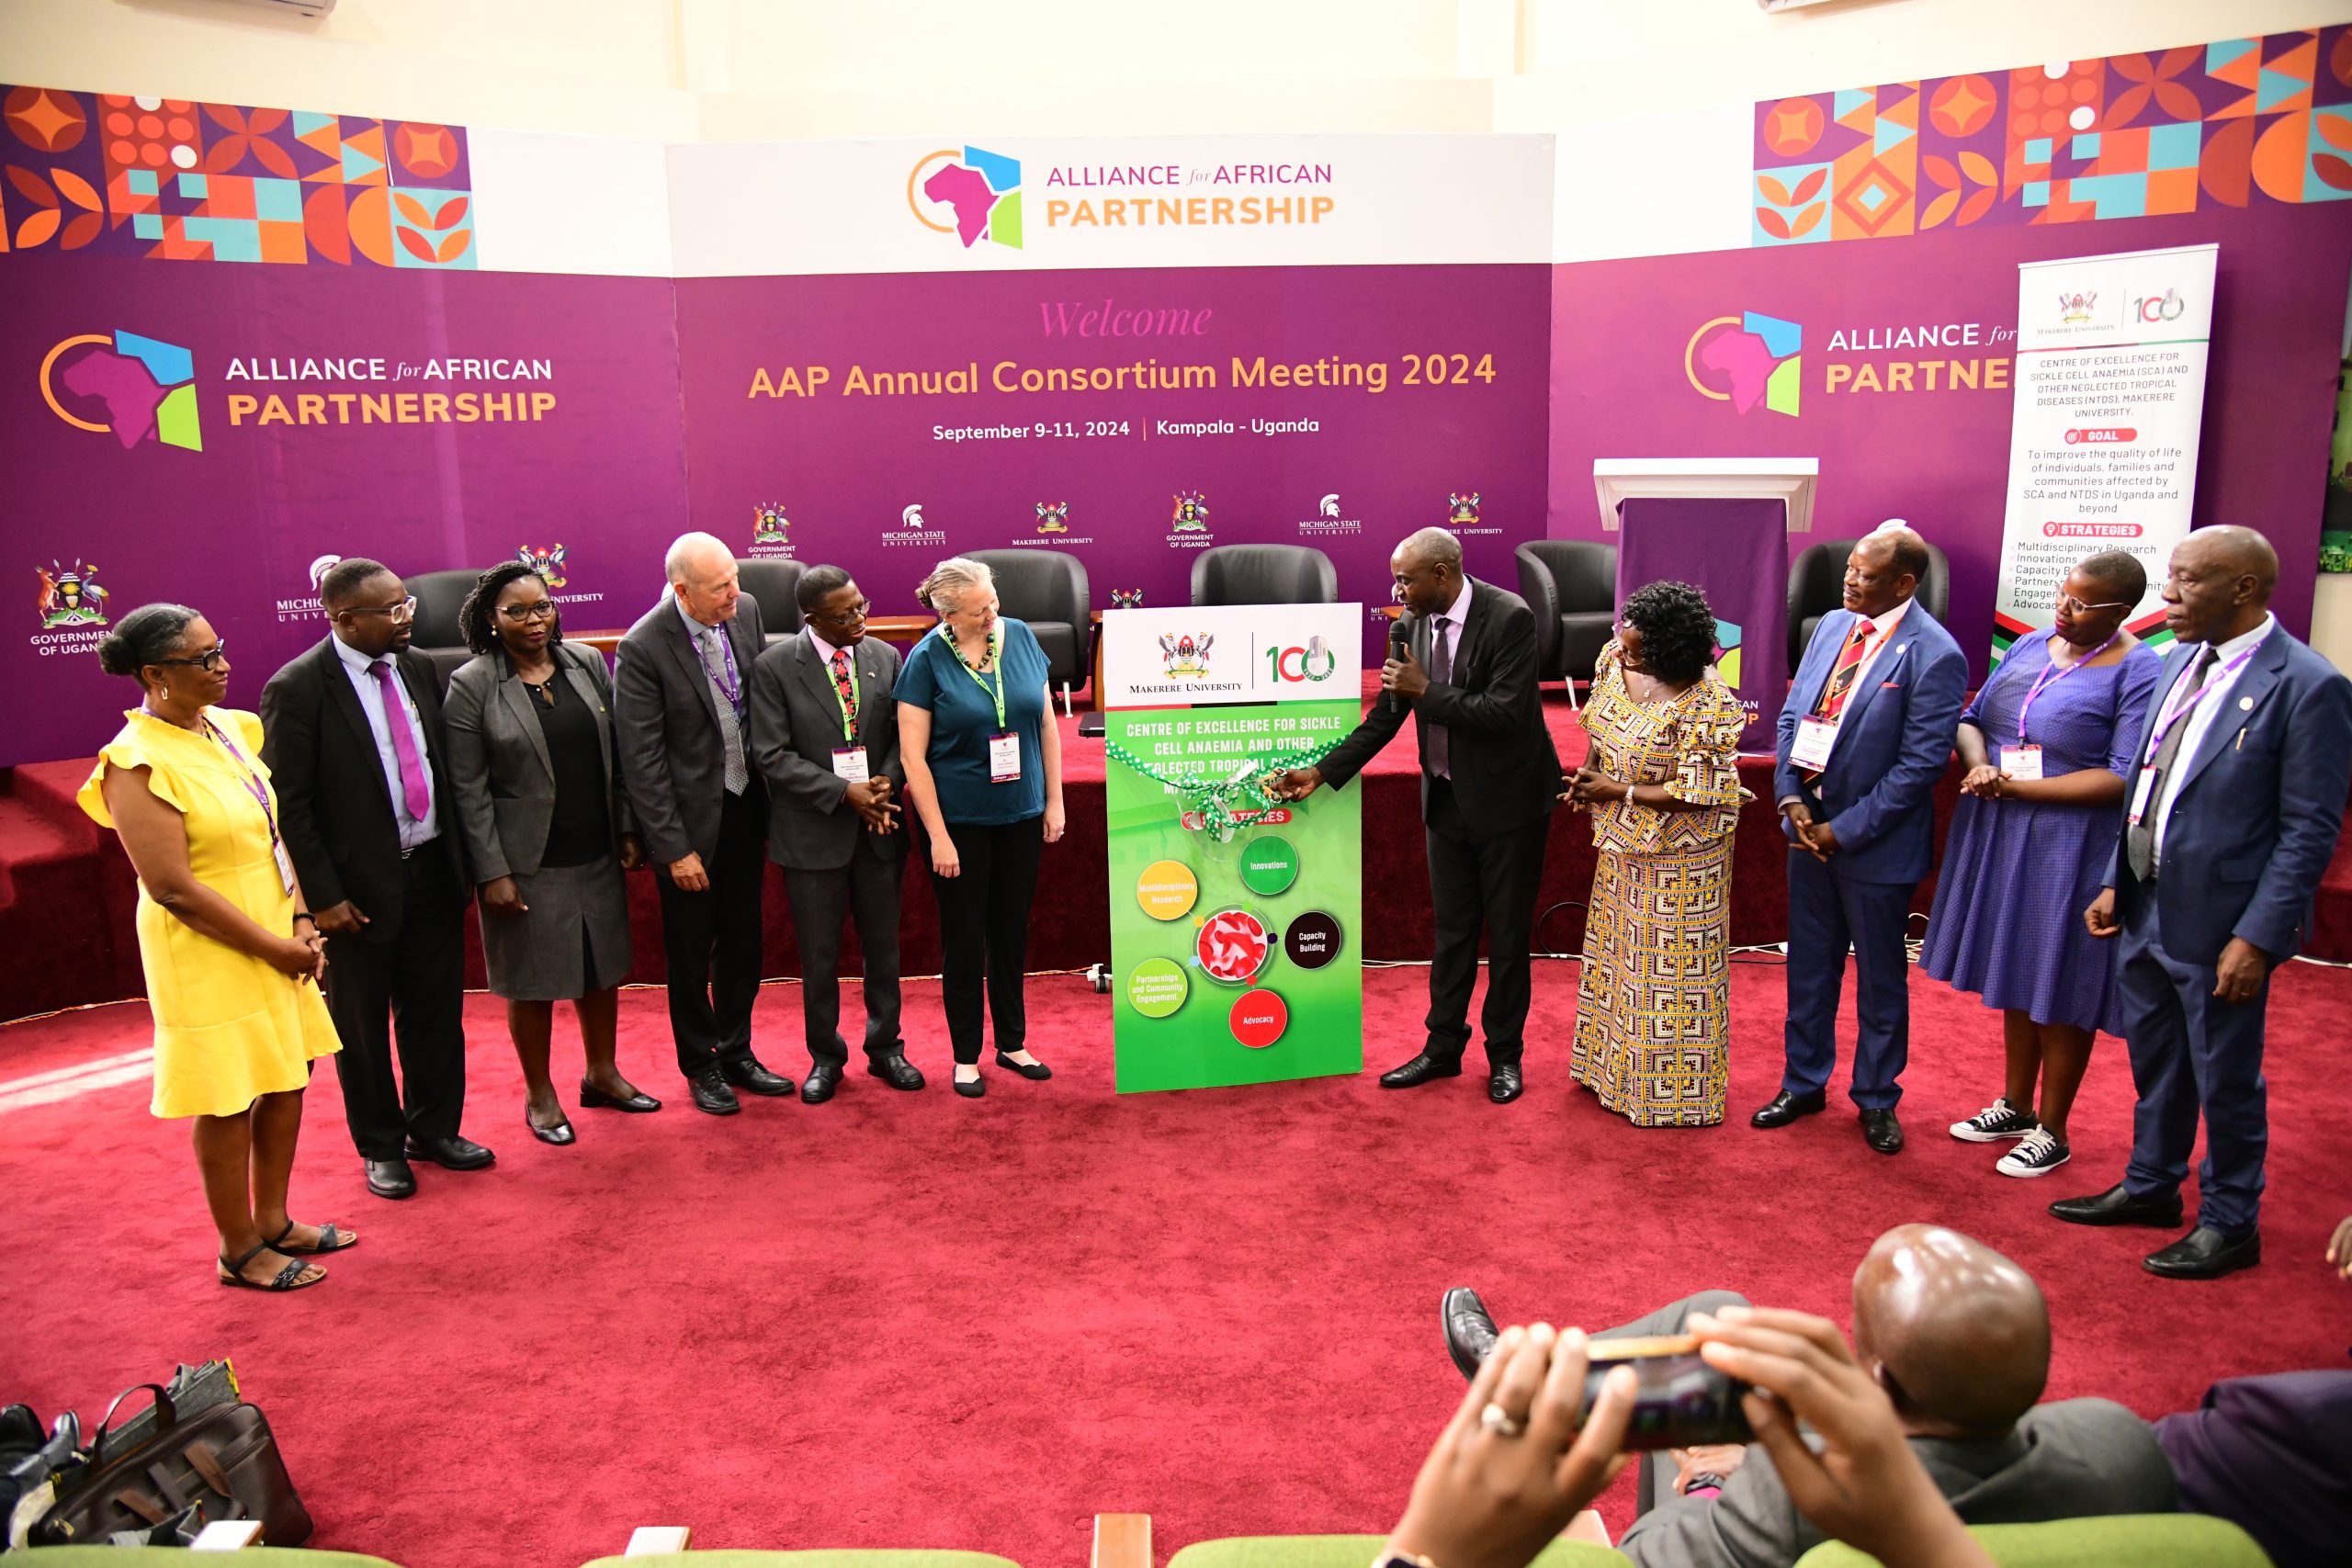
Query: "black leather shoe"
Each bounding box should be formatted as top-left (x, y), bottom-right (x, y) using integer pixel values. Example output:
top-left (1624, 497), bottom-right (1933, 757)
top-left (580, 1079), bottom-right (661, 1113)
top-left (2048, 1182), bottom-right (2183, 1229)
top-left (688, 1068), bottom-right (741, 1116)
top-left (954, 1071), bottom-right (985, 1099)
top-left (2143, 1226), bottom-right (2261, 1280)
top-left (363, 1156), bottom-right (415, 1200)
top-left (994, 1050), bottom-right (1052, 1080)
top-left (1442, 1287), bottom-right (1498, 1381)
top-left (868, 1054), bottom-right (925, 1091)
top-left (1381, 1052), bottom-right (1463, 1089)
top-left (405, 1134), bottom-right (495, 1170)
top-left (1487, 1066), bottom-right (1523, 1104)
top-left (1860, 1108), bottom-right (1905, 1155)
top-left (1749, 1089), bottom-right (1827, 1128)
top-left (720, 1056), bottom-right (794, 1097)
top-left (527, 1112), bottom-right (575, 1147)
top-left (800, 1065), bottom-right (840, 1104)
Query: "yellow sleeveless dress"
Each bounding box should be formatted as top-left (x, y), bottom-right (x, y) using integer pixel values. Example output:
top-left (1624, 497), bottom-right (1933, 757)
top-left (78, 707), bottom-right (342, 1119)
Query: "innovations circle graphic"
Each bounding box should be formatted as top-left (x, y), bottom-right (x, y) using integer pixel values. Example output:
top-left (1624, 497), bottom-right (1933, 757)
top-left (1194, 907), bottom-right (1272, 986)
top-left (1238, 834), bottom-right (1299, 897)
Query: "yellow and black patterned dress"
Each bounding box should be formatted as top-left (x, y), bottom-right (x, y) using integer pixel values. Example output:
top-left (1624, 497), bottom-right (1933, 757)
top-left (1570, 640), bottom-right (1750, 1127)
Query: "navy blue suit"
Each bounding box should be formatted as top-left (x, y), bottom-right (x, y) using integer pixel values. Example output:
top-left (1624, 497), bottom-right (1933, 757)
top-left (1773, 604), bottom-right (1967, 1108)
top-left (2109, 625), bottom-right (2352, 1235)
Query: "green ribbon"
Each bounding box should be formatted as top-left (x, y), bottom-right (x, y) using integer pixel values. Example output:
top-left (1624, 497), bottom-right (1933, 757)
top-left (1105, 734), bottom-right (1349, 840)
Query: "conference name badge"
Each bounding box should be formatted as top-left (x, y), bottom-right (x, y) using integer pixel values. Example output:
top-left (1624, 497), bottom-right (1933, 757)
top-left (989, 731), bottom-right (1022, 784)
top-left (2128, 767), bottom-right (2158, 825)
top-left (273, 840), bottom-right (296, 897)
top-left (1791, 717), bottom-right (1838, 773)
top-left (831, 747), bottom-right (869, 784)
top-left (2001, 745), bottom-right (2043, 782)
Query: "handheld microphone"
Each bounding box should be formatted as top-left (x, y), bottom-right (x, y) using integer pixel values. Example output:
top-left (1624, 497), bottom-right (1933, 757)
top-left (1387, 619), bottom-right (1410, 714)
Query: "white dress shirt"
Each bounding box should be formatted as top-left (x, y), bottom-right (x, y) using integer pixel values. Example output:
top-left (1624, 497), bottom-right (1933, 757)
top-left (1425, 576), bottom-right (1473, 781)
top-left (333, 633), bottom-right (439, 850)
top-left (2151, 612), bottom-right (2274, 868)
top-left (1777, 598), bottom-right (1914, 806)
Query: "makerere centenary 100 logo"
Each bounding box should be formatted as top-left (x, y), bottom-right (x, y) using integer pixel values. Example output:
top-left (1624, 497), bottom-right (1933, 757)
top-left (1686, 311), bottom-right (1803, 418)
top-left (910, 146), bottom-right (1023, 250)
top-left (41, 329), bottom-right (203, 451)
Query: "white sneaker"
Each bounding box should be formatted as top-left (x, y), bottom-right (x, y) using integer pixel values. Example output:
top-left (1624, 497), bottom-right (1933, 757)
top-left (1950, 1097), bottom-right (2039, 1143)
top-left (1996, 1127), bottom-right (2072, 1178)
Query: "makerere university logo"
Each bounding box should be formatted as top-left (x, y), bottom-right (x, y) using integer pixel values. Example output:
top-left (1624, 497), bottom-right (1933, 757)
top-left (910, 146), bottom-right (1023, 250)
top-left (1686, 312), bottom-right (1803, 418)
top-left (516, 544), bottom-right (568, 588)
top-left (41, 329), bottom-right (202, 451)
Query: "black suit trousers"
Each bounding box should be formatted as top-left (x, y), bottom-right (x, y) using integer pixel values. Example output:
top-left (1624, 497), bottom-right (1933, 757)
top-left (1423, 779), bottom-right (1550, 1067)
top-left (657, 786), bottom-right (767, 1077)
top-left (322, 842), bottom-right (469, 1159)
top-left (782, 831), bottom-right (905, 1068)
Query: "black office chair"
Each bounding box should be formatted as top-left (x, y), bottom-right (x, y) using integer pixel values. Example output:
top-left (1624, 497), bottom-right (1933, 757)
top-left (1190, 544), bottom-right (1338, 606)
top-left (1786, 537), bottom-right (1952, 666)
top-left (406, 567), bottom-right (484, 694)
top-left (735, 558), bottom-right (806, 644)
top-left (1514, 540), bottom-right (1618, 687)
top-left (967, 549), bottom-right (1091, 699)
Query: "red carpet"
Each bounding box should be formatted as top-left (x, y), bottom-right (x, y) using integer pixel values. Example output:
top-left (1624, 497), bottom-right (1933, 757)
top-left (5, 960), bottom-right (2349, 1567)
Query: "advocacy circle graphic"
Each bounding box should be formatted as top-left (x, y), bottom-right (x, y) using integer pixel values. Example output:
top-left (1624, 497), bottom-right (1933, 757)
top-left (1135, 859), bottom-right (1200, 920)
top-left (1229, 987), bottom-right (1287, 1049)
top-left (1238, 834), bottom-right (1300, 897)
top-left (1126, 958), bottom-right (1189, 1020)
top-left (1195, 907), bottom-right (1272, 986)
top-left (1283, 910), bottom-right (1342, 970)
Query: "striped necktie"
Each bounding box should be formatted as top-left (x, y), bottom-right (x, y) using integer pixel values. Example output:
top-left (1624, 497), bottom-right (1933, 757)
top-left (1800, 619), bottom-right (1875, 782)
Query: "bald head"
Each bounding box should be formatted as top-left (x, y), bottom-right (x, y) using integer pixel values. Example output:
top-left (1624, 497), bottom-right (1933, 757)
top-left (664, 531), bottom-right (741, 626)
top-left (2162, 525), bottom-right (2277, 646)
top-left (1390, 527), bottom-right (1466, 617)
top-left (1850, 1224), bottom-right (2049, 1440)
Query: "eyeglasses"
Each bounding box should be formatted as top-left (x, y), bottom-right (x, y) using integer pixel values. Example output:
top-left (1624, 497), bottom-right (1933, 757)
top-left (344, 596), bottom-right (418, 621)
top-left (2056, 592), bottom-right (2132, 614)
top-left (808, 598), bottom-right (872, 624)
top-left (499, 602), bottom-right (560, 622)
top-left (155, 640), bottom-right (229, 671)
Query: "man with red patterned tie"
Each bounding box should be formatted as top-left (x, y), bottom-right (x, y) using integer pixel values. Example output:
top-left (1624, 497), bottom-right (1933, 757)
top-left (263, 558), bottom-right (492, 1201)
top-left (1756, 525), bottom-right (1966, 1155)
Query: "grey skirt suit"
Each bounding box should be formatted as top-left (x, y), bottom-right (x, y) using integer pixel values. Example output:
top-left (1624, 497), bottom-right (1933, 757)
top-left (444, 642), bottom-right (636, 1000)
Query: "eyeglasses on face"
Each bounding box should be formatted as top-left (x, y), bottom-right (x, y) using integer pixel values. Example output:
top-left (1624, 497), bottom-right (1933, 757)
top-left (2056, 592), bottom-right (2132, 614)
top-left (344, 596), bottom-right (418, 621)
top-left (499, 601), bottom-right (560, 622)
top-left (809, 598), bottom-right (872, 624)
top-left (155, 640), bottom-right (229, 671)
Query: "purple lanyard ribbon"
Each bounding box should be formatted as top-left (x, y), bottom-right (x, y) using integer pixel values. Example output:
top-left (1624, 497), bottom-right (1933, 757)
top-left (2013, 629), bottom-right (2120, 743)
top-left (699, 624), bottom-right (744, 713)
top-left (2141, 635), bottom-right (2267, 765)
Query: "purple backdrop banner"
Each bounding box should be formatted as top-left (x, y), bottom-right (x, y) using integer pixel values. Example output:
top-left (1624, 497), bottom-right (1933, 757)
top-left (674, 264), bottom-right (1554, 643)
top-left (1552, 204), bottom-right (2352, 683)
top-left (6, 253), bottom-right (690, 767)
top-left (1616, 496), bottom-right (1791, 751)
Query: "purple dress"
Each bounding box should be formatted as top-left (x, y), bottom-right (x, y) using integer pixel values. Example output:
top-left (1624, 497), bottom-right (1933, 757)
top-left (1922, 634), bottom-right (2162, 1032)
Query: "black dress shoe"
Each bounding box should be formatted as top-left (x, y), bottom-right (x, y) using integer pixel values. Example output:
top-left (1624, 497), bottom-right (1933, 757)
top-left (868, 1054), bottom-right (925, 1091)
top-left (994, 1050), bottom-right (1052, 1080)
top-left (2143, 1226), bottom-right (2261, 1280)
top-left (364, 1156), bottom-right (415, 1200)
top-left (954, 1071), bottom-right (985, 1099)
top-left (688, 1068), bottom-right (741, 1116)
top-left (1380, 1052), bottom-right (1463, 1089)
top-left (1749, 1089), bottom-right (1827, 1128)
top-left (1487, 1066), bottom-right (1523, 1104)
top-left (527, 1113), bottom-right (576, 1146)
top-left (1860, 1108), bottom-right (1905, 1155)
top-left (2048, 1182), bottom-right (2184, 1229)
top-left (801, 1065), bottom-right (841, 1104)
top-left (720, 1056), bottom-right (794, 1097)
top-left (405, 1134), bottom-right (495, 1170)
top-left (580, 1079), bottom-right (661, 1113)
top-left (1442, 1287), bottom-right (1498, 1381)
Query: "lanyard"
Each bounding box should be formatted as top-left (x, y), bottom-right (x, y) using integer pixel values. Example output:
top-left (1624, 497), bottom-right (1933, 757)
top-left (698, 623), bottom-right (743, 712)
top-left (826, 647), bottom-right (859, 743)
top-left (145, 706), bottom-right (287, 854)
top-left (2143, 634), bottom-right (2267, 764)
top-left (941, 623), bottom-right (1006, 730)
top-left (2014, 629), bottom-right (2120, 743)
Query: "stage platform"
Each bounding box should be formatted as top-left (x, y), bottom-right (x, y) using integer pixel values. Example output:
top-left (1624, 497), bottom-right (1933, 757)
top-left (8, 672), bottom-right (2352, 1021)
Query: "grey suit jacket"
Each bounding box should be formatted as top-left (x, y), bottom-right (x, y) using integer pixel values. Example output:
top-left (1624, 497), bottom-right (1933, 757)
top-left (1617, 1397), bottom-right (2177, 1568)
top-left (748, 629), bottom-right (908, 872)
top-left (612, 595), bottom-right (767, 865)
top-left (443, 642), bottom-right (635, 883)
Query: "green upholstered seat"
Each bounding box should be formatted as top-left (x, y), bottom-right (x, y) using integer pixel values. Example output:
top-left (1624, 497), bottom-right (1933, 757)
top-left (1792, 1514), bottom-right (2273, 1567)
top-left (1168, 1536), bottom-right (1630, 1568)
top-left (582, 1554), bottom-right (1023, 1568)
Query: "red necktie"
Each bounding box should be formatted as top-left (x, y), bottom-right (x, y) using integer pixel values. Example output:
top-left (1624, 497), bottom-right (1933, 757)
top-left (1815, 620), bottom-right (1876, 725)
top-left (830, 648), bottom-right (861, 744)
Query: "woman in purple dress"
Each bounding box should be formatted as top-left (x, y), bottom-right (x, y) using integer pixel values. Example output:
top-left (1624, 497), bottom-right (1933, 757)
top-left (1924, 550), bottom-right (2161, 1179)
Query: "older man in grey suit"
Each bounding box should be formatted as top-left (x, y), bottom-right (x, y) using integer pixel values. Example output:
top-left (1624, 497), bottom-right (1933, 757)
top-left (749, 566), bottom-right (922, 1102)
top-left (615, 532), bottom-right (792, 1116)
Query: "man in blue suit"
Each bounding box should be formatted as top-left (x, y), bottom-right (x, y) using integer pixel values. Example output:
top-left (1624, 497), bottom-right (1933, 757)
top-left (1756, 525), bottom-right (1966, 1154)
top-left (2053, 526), bottom-right (2352, 1280)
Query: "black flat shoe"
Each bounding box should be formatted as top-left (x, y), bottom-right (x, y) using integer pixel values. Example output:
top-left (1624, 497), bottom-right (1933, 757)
top-left (218, 1240), bottom-right (323, 1292)
top-left (720, 1056), bottom-right (795, 1097)
top-left (801, 1065), bottom-right (841, 1103)
top-left (266, 1220), bottom-right (356, 1257)
top-left (528, 1113), bottom-right (576, 1146)
top-left (2048, 1182), bottom-right (2184, 1229)
top-left (1380, 1052), bottom-right (1463, 1089)
top-left (688, 1068), bottom-right (741, 1116)
top-left (1487, 1066), bottom-right (1523, 1104)
top-left (994, 1051), bottom-right (1052, 1080)
top-left (954, 1073), bottom-right (986, 1099)
top-left (2143, 1226), bottom-right (2261, 1280)
top-left (580, 1079), bottom-right (661, 1112)
top-left (1860, 1107), bottom-right (1905, 1155)
top-left (364, 1156), bottom-right (415, 1200)
top-left (1749, 1089), bottom-right (1827, 1128)
top-left (869, 1054), bottom-right (925, 1091)
top-left (405, 1135), bottom-right (496, 1171)
top-left (1442, 1287), bottom-right (1498, 1381)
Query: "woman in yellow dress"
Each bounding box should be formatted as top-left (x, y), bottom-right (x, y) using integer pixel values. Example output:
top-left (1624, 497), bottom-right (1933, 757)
top-left (1564, 581), bottom-right (1751, 1127)
top-left (81, 604), bottom-right (353, 1292)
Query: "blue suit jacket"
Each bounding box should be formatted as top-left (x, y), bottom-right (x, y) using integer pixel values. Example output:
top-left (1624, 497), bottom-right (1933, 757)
top-left (1774, 604), bottom-right (1967, 885)
top-left (2109, 626), bottom-right (2352, 964)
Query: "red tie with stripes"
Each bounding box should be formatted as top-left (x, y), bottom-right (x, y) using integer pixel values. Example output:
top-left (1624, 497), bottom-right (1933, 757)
top-left (1801, 620), bottom-right (1875, 781)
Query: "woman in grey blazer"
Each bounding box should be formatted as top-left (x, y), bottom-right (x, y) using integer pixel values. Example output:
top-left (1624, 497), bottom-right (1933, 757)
top-left (445, 562), bottom-right (656, 1145)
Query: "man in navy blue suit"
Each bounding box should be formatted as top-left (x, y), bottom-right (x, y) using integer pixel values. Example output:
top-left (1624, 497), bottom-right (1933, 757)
top-left (1756, 525), bottom-right (1966, 1155)
top-left (2053, 525), bottom-right (2352, 1280)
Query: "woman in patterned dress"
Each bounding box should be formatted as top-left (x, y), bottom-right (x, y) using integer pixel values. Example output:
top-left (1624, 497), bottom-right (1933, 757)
top-left (1564, 581), bottom-right (1752, 1127)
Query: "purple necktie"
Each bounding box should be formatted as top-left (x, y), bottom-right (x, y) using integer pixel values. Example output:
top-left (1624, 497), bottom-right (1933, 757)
top-left (368, 660), bottom-right (434, 823)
